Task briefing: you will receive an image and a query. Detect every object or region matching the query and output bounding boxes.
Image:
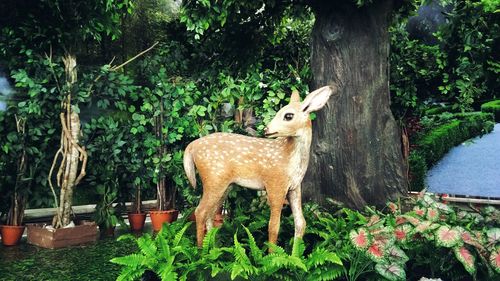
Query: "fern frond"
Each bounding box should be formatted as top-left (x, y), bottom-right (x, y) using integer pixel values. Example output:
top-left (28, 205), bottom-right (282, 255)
top-left (306, 248), bottom-right (343, 269)
top-left (243, 225), bottom-right (263, 263)
top-left (202, 227), bottom-right (220, 255)
top-left (231, 264), bottom-right (248, 280)
top-left (110, 253), bottom-right (147, 267)
top-left (265, 242), bottom-right (286, 255)
top-left (233, 232), bottom-right (252, 265)
top-left (291, 238), bottom-right (305, 259)
top-left (137, 234), bottom-right (158, 257)
top-left (248, 219), bottom-right (268, 232)
top-left (116, 266), bottom-right (146, 281)
top-left (156, 234), bottom-right (171, 261)
top-left (265, 254), bottom-right (307, 272)
top-left (117, 233), bottom-right (137, 242)
top-left (306, 266), bottom-right (344, 281)
top-left (173, 222), bottom-right (192, 247)
top-left (158, 262), bottom-right (178, 281)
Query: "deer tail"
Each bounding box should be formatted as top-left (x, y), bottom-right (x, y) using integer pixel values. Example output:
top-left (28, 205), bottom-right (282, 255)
top-left (183, 144), bottom-right (197, 189)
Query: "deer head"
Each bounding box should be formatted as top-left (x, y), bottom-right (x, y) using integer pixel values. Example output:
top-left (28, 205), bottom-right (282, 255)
top-left (264, 86), bottom-right (334, 138)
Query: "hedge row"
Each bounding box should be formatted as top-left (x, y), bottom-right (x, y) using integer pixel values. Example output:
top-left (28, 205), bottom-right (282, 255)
top-left (409, 112), bottom-right (495, 191)
top-left (425, 104), bottom-right (459, 116)
top-left (481, 99), bottom-right (500, 122)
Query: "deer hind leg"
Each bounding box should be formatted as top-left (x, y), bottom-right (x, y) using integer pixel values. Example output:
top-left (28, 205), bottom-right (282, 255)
top-left (195, 180), bottom-right (229, 247)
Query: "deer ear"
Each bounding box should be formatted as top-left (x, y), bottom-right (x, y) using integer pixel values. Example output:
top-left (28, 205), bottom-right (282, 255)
top-left (289, 90), bottom-right (301, 104)
top-left (300, 86), bottom-right (335, 113)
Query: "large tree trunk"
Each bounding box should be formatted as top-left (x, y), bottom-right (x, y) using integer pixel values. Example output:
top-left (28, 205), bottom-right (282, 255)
top-left (303, 0), bottom-right (408, 209)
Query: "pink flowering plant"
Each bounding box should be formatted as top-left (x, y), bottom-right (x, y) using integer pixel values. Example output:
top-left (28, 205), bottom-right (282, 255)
top-left (349, 194), bottom-right (500, 280)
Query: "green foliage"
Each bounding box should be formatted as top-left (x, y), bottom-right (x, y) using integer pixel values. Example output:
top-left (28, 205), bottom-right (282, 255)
top-left (348, 194), bottom-right (500, 280)
top-left (425, 104), bottom-right (461, 116)
top-left (390, 23), bottom-right (444, 118)
top-left (481, 99), bottom-right (500, 122)
top-left (390, 0), bottom-right (499, 117)
top-left (112, 203), bottom-right (345, 281)
top-left (0, 0), bottom-right (134, 65)
top-left (0, 55), bottom-right (63, 210)
top-left (408, 151), bottom-right (427, 192)
top-left (111, 222), bottom-right (196, 281)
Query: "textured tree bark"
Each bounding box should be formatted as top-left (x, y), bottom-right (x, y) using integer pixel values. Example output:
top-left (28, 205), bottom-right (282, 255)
top-left (50, 54), bottom-right (88, 228)
top-left (302, 0), bottom-right (408, 209)
top-left (59, 112), bottom-right (80, 226)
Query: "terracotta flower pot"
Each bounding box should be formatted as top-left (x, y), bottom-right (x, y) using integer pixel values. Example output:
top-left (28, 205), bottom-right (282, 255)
top-left (189, 208), bottom-right (224, 230)
top-left (128, 213), bottom-right (147, 232)
top-left (149, 210), bottom-right (179, 232)
top-left (1, 225), bottom-right (25, 246)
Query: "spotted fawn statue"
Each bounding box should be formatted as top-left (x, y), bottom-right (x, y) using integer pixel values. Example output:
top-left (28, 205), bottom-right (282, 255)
top-left (183, 86), bottom-right (336, 247)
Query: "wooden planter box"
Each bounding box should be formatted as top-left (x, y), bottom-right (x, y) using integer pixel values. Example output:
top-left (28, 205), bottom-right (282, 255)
top-left (27, 221), bottom-right (98, 249)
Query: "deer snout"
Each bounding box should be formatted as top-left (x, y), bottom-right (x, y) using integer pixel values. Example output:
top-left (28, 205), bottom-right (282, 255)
top-left (264, 127), bottom-right (276, 137)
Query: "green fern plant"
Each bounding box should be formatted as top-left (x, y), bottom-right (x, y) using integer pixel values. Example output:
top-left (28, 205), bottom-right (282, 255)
top-left (228, 226), bottom-right (343, 281)
top-left (110, 222), bottom-right (194, 281)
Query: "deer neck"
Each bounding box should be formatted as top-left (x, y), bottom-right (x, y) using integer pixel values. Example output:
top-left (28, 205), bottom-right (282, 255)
top-left (280, 127), bottom-right (312, 190)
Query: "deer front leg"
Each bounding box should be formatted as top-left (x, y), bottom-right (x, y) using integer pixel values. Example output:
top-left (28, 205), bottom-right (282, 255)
top-left (287, 187), bottom-right (306, 239)
top-left (267, 187), bottom-right (287, 245)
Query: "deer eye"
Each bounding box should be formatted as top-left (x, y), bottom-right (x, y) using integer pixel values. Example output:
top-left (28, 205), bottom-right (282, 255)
top-left (284, 113), bottom-right (294, 121)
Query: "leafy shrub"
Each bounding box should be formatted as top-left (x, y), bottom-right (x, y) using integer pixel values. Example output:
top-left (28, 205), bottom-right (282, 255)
top-left (349, 194), bottom-right (500, 280)
top-left (424, 104), bottom-right (460, 116)
top-left (390, 1), bottom-right (499, 117)
top-left (481, 100), bottom-right (500, 122)
top-left (111, 221), bottom-right (343, 281)
top-left (408, 152), bottom-right (427, 192)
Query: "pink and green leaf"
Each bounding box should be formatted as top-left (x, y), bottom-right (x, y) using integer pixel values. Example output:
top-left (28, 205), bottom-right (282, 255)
top-left (375, 263), bottom-right (406, 281)
top-left (387, 202), bottom-right (399, 214)
top-left (386, 246), bottom-right (409, 264)
top-left (420, 194), bottom-right (436, 206)
top-left (395, 224), bottom-right (413, 243)
top-left (415, 221), bottom-right (439, 234)
top-left (454, 246), bottom-right (476, 274)
top-left (367, 215), bottom-right (382, 227)
top-left (425, 208), bottom-right (439, 222)
top-left (403, 215), bottom-right (422, 226)
top-left (367, 242), bottom-right (385, 262)
top-left (371, 227), bottom-right (395, 248)
top-left (349, 228), bottom-right (372, 250)
top-left (486, 228), bottom-right (500, 244)
top-left (435, 202), bottom-right (453, 214)
top-left (489, 247), bottom-right (500, 274)
top-left (413, 206), bottom-right (426, 217)
top-left (436, 226), bottom-right (461, 248)
top-left (395, 216), bottom-right (407, 226)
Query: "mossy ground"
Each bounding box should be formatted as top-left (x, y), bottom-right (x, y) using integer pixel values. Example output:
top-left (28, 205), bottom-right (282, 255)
top-left (0, 235), bottom-right (137, 281)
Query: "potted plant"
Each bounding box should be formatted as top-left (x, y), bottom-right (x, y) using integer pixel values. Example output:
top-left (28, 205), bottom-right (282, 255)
top-left (123, 132), bottom-right (148, 232)
top-left (0, 116), bottom-right (29, 246)
top-left (26, 54), bottom-right (99, 249)
top-left (147, 97), bottom-right (179, 232)
top-left (93, 180), bottom-right (124, 237)
top-left (128, 180), bottom-right (147, 232)
top-left (84, 115), bottom-right (130, 237)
